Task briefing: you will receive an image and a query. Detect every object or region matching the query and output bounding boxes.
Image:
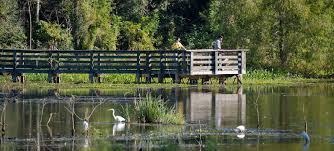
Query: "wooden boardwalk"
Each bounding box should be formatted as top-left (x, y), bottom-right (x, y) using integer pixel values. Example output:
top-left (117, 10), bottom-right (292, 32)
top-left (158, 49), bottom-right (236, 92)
top-left (0, 49), bottom-right (246, 84)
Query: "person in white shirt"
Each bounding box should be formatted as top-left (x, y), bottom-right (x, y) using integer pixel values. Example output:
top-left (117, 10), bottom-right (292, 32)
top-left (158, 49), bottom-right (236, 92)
top-left (213, 36), bottom-right (223, 49)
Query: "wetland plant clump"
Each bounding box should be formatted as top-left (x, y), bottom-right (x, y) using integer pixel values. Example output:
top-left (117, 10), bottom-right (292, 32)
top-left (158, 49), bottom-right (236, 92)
top-left (134, 95), bottom-right (185, 124)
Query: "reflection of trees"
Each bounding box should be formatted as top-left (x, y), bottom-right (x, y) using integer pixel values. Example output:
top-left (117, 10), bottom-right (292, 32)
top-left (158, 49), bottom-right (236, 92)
top-left (253, 94), bottom-right (260, 128)
top-left (0, 101), bottom-right (8, 141)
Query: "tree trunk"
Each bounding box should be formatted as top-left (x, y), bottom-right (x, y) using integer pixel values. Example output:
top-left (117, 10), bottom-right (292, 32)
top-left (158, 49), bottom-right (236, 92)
top-left (278, 11), bottom-right (286, 67)
top-left (36, 0), bottom-right (40, 22)
top-left (28, 0), bottom-right (32, 49)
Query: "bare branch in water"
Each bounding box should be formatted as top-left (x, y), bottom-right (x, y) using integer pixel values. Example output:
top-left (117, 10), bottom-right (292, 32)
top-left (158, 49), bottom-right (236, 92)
top-left (47, 113), bottom-right (55, 126)
top-left (87, 98), bottom-right (105, 120)
top-left (64, 106), bottom-right (84, 120)
top-left (39, 99), bottom-right (47, 124)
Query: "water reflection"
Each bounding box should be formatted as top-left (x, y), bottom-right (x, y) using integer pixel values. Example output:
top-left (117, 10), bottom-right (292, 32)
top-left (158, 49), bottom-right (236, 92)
top-left (83, 137), bottom-right (90, 148)
top-left (185, 87), bottom-right (246, 128)
top-left (2, 84), bottom-right (334, 150)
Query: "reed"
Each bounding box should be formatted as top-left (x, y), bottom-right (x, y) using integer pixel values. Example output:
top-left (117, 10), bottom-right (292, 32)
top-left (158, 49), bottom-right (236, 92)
top-left (133, 95), bottom-right (185, 124)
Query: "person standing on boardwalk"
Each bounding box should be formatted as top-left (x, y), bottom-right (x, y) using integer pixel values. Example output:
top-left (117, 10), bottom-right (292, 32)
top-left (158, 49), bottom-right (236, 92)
top-left (213, 36), bottom-right (223, 49)
top-left (171, 38), bottom-right (186, 50)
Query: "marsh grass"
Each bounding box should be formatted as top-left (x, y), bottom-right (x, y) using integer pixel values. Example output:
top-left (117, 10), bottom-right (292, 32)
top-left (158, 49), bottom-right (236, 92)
top-left (0, 69), bottom-right (329, 87)
top-left (133, 95), bottom-right (185, 124)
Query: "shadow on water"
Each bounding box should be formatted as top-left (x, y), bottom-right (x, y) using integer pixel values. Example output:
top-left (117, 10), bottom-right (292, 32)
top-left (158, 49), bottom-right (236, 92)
top-left (1, 84), bottom-right (334, 150)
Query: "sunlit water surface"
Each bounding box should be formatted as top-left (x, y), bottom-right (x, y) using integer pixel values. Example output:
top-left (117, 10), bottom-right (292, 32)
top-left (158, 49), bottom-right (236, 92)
top-left (1, 84), bottom-right (334, 150)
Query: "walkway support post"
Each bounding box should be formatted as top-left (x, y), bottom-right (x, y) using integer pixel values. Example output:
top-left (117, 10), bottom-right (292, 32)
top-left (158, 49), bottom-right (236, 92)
top-left (136, 51), bottom-right (141, 84)
top-left (174, 51), bottom-right (181, 84)
top-left (145, 52), bottom-right (152, 83)
top-left (12, 50), bottom-right (17, 82)
top-left (158, 50), bottom-right (164, 83)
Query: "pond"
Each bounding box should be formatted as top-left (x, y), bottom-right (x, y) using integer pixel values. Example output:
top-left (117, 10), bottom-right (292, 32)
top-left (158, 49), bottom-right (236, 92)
top-left (1, 84), bottom-right (334, 150)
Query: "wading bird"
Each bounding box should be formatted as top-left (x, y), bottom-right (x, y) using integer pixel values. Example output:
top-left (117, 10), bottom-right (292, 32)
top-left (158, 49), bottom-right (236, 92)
top-left (234, 125), bottom-right (246, 139)
top-left (112, 122), bottom-right (125, 136)
top-left (300, 121), bottom-right (310, 144)
top-left (108, 108), bottom-right (126, 122)
top-left (83, 119), bottom-right (89, 131)
top-left (234, 125), bottom-right (246, 133)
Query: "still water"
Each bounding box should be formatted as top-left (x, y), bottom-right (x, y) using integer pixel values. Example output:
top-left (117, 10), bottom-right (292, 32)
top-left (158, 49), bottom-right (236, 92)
top-left (1, 84), bottom-right (334, 150)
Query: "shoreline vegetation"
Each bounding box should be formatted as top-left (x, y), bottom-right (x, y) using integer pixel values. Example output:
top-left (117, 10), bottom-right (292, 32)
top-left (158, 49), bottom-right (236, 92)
top-left (0, 69), bottom-right (333, 89)
top-left (1, 0), bottom-right (334, 85)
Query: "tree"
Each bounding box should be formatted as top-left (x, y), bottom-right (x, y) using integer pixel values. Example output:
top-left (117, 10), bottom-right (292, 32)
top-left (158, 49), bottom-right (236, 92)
top-left (36, 21), bottom-right (73, 50)
top-left (67, 0), bottom-right (119, 50)
top-left (207, 0), bottom-right (261, 64)
top-left (0, 0), bottom-right (26, 48)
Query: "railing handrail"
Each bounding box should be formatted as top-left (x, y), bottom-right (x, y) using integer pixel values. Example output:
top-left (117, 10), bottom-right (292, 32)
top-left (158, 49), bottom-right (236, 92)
top-left (186, 49), bottom-right (248, 52)
top-left (1, 48), bottom-right (246, 83)
top-left (0, 49), bottom-right (188, 54)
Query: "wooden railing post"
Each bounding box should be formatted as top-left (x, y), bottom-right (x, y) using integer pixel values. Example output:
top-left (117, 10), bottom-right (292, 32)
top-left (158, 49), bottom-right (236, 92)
top-left (241, 50), bottom-right (246, 74)
top-left (98, 52), bottom-right (101, 72)
top-left (190, 52), bottom-right (194, 75)
top-left (57, 51), bottom-right (60, 71)
top-left (181, 50), bottom-right (185, 74)
top-left (145, 52), bottom-right (151, 83)
top-left (19, 51), bottom-right (24, 65)
top-left (214, 50), bottom-right (218, 75)
top-left (0, 49), bottom-right (2, 70)
top-left (158, 50), bottom-right (164, 83)
top-left (12, 50), bottom-right (17, 82)
top-left (238, 50), bottom-right (242, 74)
top-left (237, 50), bottom-right (243, 85)
top-left (136, 51), bottom-right (141, 84)
top-left (174, 51), bottom-right (181, 84)
top-left (89, 51), bottom-right (94, 83)
top-left (48, 50), bottom-right (53, 83)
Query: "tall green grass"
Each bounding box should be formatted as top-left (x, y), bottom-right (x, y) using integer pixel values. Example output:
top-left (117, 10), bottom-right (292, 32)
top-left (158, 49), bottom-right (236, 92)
top-left (133, 95), bottom-right (185, 124)
top-left (0, 68), bottom-right (324, 85)
top-left (244, 68), bottom-right (303, 80)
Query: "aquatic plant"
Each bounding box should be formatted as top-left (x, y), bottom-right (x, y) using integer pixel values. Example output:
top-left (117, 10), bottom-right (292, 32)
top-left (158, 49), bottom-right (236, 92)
top-left (133, 95), bottom-right (184, 124)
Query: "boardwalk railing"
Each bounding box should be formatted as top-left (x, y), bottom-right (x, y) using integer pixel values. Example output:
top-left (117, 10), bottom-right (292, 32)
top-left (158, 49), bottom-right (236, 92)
top-left (0, 49), bottom-right (246, 83)
top-left (189, 49), bottom-right (246, 75)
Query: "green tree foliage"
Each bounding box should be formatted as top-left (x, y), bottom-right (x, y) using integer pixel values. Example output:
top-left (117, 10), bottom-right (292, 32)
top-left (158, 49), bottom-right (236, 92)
top-left (67, 0), bottom-right (119, 50)
top-left (36, 21), bottom-right (73, 50)
top-left (1, 0), bottom-right (334, 76)
top-left (118, 14), bottom-right (159, 50)
top-left (207, 0), bottom-right (334, 76)
top-left (0, 0), bottom-right (26, 48)
top-left (207, 0), bottom-right (261, 62)
top-left (256, 0), bottom-right (334, 75)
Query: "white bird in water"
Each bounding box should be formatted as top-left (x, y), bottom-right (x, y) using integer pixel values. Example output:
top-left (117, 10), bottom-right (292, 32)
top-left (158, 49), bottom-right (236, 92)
top-left (112, 122), bottom-right (125, 136)
top-left (234, 125), bottom-right (246, 133)
top-left (234, 125), bottom-right (246, 139)
top-left (83, 119), bottom-right (89, 131)
top-left (108, 108), bottom-right (126, 122)
top-left (237, 133), bottom-right (245, 139)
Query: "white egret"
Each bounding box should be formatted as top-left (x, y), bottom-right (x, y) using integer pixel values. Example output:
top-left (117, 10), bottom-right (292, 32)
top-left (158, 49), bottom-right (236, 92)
top-left (108, 108), bottom-right (126, 122)
top-left (112, 122), bottom-right (125, 136)
top-left (234, 125), bottom-right (246, 133)
top-left (83, 119), bottom-right (89, 131)
top-left (234, 125), bottom-right (246, 139)
top-left (237, 133), bottom-right (245, 139)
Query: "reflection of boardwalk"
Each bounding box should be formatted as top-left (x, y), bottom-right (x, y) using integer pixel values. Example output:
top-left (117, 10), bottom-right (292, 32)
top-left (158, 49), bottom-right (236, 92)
top-left (189, 92), bottom-right (213, 122)
top-left (215, 93), bottom-right (246, 128)
top-left (187, 88), bottom-right (246, 128)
